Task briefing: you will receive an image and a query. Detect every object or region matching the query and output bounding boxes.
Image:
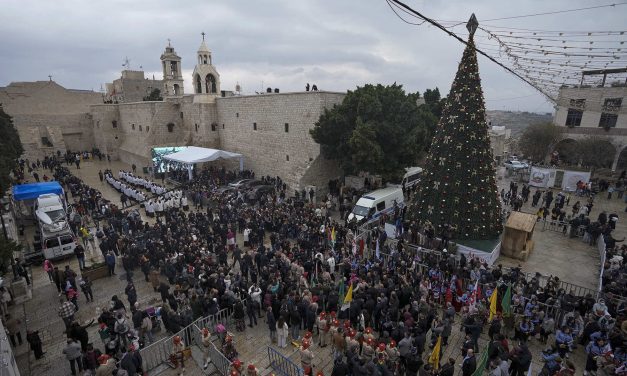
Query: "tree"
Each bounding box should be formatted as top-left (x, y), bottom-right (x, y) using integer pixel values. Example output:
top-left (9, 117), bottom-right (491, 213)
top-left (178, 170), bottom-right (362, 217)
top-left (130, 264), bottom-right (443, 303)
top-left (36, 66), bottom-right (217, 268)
top-left (0, 105), bottom-right (23, 197)
top-left (517, 122), bottom-right (563, 163)
top-left (143, 88), bottom-right (163, 101)
top-left (412, 36), bottom-right (502, 240)
top-left (0, 237), bottom-right (20, 275)
top-left (578, 136), bottom-right (614, 169)
top-left (310, 84), bottom-right (435, 181)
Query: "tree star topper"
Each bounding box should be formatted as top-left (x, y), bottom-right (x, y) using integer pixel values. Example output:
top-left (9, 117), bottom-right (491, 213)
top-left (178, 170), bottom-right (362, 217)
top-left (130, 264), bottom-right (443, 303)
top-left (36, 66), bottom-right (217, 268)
top-left (466, 13), bottom-right (478, 36)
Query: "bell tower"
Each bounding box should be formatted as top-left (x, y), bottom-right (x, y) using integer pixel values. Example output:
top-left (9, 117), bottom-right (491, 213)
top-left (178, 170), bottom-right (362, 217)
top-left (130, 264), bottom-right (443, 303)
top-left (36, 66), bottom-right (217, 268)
top-left (160, 40), bottom-right (184, 97)
top-left (192, 32), bottom-right (221, 95)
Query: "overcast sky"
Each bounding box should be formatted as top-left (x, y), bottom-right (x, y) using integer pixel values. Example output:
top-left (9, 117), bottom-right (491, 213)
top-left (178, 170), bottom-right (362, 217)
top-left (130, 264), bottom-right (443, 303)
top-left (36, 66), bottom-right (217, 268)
top-left (1, 0), bottom-right (624, 113)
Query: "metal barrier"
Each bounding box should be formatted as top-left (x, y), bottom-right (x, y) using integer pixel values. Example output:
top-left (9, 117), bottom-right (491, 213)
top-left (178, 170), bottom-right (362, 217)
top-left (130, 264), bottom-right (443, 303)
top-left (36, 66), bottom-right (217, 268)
top-left (192, 323), bottom-right (233, 376)
top-left (140, 326), bottom-right (193, 371)
top-left (542, 219), bottom-right (569, 235)
top-left (267, 346), bottom-right (304, 376)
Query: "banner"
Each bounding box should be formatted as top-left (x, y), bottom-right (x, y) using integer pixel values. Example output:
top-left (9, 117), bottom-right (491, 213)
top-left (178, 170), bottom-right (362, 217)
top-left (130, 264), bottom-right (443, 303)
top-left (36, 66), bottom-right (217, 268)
top-left (562, 170), bottom-right (591, 192)
top-left (528, 167), bottom-right (551, 188)
top-left (456, 242), bottom-right (501, 266)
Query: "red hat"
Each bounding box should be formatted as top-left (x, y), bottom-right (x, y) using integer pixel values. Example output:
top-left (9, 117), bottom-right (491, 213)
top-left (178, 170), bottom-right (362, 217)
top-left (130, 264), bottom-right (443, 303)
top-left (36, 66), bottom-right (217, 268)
top-left (99, 323), bottom-right (107, 329)
top-left (343, 321), bottom-right (351, 329)
top-left (333, 319), bottom-right (340, 326)
top-left (302, 339), bottom-right (310, 349)
top-left (173, 336), bottom-right (182, 344)
top-left (226, 334), bottom-right (233, 342)
top-left (233, 359), bottom-right (242, 368)
top-left (367, 338), bottom-right (374, 345)
top-left (316, 371), bottom-right (324, 376)
top-left (231, 371), bottom-right (238, 376)
top-left (378, 343), bottom-right (386, 351)
top-left (98, 354), bottom-right (110, 364)
top-left (330, 311), bottom-right (336, 317)
top-left (365, 327), bottom-right (372, 334)
top-left (389, 340), bottom-right (396, 348)
top-left (248, 364), bottom-right (256, 370)
top-left (349, 330), bottom-right (356, 338)
top-left (202, 327), bottom-right (209, 335)
top-left (320, 311), bottom-right (326, 317)
top-left (304, 331), bottom-right (312, 339)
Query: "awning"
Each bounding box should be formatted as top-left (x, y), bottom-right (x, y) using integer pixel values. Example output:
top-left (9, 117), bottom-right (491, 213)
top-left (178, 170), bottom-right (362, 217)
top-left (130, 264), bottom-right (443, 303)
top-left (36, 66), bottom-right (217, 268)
top-left (162, 146), bottom-right (242, 164)
top-left (162, 146), bottom-right (244, 180)
top-left (12, 182), bottom-right (63, 201)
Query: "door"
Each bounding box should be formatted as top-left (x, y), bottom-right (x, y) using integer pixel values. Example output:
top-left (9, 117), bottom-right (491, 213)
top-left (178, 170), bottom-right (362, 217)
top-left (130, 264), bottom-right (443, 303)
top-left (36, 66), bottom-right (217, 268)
top-left (553, 170), bottom-right (564, 188)
top-left (60, 235), bottom-right (75, 256)
top-left (44, 237), bottom-right (60, 259)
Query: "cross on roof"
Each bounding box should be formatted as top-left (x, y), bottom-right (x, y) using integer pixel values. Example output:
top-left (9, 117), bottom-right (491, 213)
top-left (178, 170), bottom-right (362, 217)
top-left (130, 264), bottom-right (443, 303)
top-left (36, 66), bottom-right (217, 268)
top-left (48, 75), bottom-right (52, 82)
top-left (201, 32), bottom-right (205, 41)
top-left (167, 38), bottom-right (171, 47)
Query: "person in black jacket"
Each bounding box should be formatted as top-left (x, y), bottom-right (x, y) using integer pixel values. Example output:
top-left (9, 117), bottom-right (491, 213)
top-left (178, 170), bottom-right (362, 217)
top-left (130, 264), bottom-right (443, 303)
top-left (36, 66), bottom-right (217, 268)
top-left (462, 349), bottom-right (477, 376)
top-left (439, 358), bottom-right (456, 376)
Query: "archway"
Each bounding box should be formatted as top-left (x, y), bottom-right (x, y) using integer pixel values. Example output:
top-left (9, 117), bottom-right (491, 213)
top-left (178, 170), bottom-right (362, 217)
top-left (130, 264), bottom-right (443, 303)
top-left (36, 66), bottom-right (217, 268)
top-left (617, 146), bottom-right (627, 171)
top-left (205, 74), bottom-right (216, 93)
top-left (195, 75), bottom-right (202, 93)
top-left (173, 84), bottom-right (180, 95)
top-left (553, 139), bottom-right (579, 166)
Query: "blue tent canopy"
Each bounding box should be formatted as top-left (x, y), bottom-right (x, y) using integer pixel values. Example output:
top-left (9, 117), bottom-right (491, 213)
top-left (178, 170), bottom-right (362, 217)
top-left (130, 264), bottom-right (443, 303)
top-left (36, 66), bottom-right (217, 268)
top-left (12, 182), bottom-right (63, 201)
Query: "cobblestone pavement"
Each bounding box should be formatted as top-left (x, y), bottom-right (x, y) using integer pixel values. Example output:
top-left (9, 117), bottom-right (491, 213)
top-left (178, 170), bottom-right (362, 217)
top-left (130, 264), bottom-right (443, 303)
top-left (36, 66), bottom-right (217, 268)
top-left (8, 159), bottom-right (612, 375)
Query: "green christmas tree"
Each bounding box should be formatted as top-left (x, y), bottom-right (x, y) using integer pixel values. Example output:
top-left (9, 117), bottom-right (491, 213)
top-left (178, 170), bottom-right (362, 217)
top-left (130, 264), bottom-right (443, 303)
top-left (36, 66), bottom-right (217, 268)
top-left (413, 22), bottom-right (502, 240)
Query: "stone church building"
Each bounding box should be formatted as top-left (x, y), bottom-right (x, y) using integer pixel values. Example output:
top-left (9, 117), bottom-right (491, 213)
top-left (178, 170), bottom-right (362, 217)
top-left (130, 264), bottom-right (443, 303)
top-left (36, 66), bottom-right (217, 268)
top-left (0, 38), bottom-right (345, 191)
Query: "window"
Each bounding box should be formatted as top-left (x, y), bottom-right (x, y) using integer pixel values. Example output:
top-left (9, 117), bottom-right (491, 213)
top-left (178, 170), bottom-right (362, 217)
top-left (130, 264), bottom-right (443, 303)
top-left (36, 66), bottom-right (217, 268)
top-left (285, 123), bottom-right (289, 133)
top-left (222, 124), bottom-right (225, 129)
top-left (167, 123), bottom-right (175, 132)
top-left (603, 98), bottom-right (623, 112)
top-left (195, 123), bottom-right (199, 132)
top-left (286, 155), bottom-right (289, 161)
top-left (112, 120), bottom-right (118, 128)
top-left (146, 126), bottom-right (150, 132)
top-left (60, 235), bottom-right (74, 245)
top-left (376, 201), bottom-right (386, 211)
top-left (236, 113), bottom-right (239, 118)
top-left (253, 122), bottom-right (257, 131)
top-left (599, 113), bottom-right (618, 128)
top-left (45, 238), bottom-right (60, 248)
top-left (180, 112), bottom-right (184, 119)
top-left (565, 109), bottom-right (583, 127)
top-left (96, 121), bottom-right (100, 128)
top-left (569, 99), bottom-right (586, 109)
top-left (211, 123), bottom-right (217, 131)
top-left (115, 136), bottom-right (119, 140)
top-left (132, 124), bottom-right (135, 130)
top-left (139, 125), bottom-right (142, 131)
top-left (41, 137), bottom-right (53, 147)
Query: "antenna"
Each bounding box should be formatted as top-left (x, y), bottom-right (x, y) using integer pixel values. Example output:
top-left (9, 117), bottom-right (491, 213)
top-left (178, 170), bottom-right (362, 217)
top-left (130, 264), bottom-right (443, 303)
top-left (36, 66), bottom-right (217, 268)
top-left (122, 56), bottom-right (131, 69)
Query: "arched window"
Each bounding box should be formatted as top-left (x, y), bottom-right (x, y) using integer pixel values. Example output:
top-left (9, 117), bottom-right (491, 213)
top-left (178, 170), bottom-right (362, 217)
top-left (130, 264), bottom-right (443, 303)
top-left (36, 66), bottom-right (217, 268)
top-left (167, 123), bottom-right (175, 133)
top-left (203, 55), bottom-right (208, 64)
top-left (205, 74), bottom-right (216, 94)
top-left (195, 75), bottom-right (202, 93)
top-left (132, 124), bottom-right (135, 130)
top-left (139, 125), bottom-right (143, 131)
top-left (173, 84), bottom-right (180, 95)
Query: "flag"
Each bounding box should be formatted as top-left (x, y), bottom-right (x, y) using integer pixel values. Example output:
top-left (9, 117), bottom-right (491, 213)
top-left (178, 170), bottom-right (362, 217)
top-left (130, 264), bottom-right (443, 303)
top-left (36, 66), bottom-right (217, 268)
top-left (338, 279), bottom-right (345, 302)
top-left (331, 227), bottom-right (336, 243)
top-left (341, 283), bottom-right (353, 311)
top-left (502, 284), bottom-right (512, 317)
top-left (489, 287), bottom-right (498, 321)
top-left (469, 280), bottom-right (479, 308)
top-left (471, 344), bottom-right (489, 376)
top-left (428, 336), bottom-right (442, 370)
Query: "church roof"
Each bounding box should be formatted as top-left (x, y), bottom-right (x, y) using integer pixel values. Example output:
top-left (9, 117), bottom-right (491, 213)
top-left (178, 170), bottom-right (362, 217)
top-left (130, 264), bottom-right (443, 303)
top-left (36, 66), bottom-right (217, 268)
top-left (197, 40), bottom-right (211, 53)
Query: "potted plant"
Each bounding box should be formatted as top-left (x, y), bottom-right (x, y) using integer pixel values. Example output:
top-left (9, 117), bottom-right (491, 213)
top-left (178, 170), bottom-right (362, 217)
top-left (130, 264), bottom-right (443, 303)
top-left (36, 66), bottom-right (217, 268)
top-left (81, 258), bottom-right (109, 281)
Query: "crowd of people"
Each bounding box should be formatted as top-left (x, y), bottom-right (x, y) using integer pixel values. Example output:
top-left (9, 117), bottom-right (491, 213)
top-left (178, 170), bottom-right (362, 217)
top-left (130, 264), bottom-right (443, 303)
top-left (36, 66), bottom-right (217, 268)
top-left (7, 151), bottom-right (627, 376)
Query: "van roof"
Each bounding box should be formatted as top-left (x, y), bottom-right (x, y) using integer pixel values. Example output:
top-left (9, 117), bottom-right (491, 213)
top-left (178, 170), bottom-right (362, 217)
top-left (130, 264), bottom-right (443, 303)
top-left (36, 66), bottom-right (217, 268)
top-left (362, 187), bottom-right (403, 200)
top-left (404, 167), bottom-right (423, 174)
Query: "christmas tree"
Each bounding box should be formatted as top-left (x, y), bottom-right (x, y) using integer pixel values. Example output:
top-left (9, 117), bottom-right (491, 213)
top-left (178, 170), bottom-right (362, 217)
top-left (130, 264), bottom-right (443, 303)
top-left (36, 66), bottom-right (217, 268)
top-left (413, 16), bottom-right (502, 240)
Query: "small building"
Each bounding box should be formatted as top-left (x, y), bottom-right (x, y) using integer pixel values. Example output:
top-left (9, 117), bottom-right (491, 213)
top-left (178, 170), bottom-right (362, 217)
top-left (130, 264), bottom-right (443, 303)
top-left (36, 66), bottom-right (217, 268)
top-left (501, 211), bottom-right (536, 261)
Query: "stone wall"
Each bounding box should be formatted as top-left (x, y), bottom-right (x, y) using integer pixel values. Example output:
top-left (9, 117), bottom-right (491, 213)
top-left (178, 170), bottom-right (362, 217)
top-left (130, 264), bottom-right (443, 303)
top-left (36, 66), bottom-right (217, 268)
top-left (0, 81), bottom-right (102, 160)
top-left (215, 91), bottom-right (344, 190)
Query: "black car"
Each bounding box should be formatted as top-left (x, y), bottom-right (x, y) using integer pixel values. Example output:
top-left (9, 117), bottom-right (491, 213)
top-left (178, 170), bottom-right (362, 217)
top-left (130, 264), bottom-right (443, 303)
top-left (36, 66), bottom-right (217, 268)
top-left (245, 185), bottom-right (275, 202)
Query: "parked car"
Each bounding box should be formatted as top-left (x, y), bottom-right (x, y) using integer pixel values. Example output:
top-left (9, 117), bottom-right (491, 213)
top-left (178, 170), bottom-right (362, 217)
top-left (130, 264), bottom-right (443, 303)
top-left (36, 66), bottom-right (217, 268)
top-left (504, 160), bottom-right (529, 170)
top-left (228, 179), bottom-right (252, 189)
top-left (246, 185), bottom-right (275, 202)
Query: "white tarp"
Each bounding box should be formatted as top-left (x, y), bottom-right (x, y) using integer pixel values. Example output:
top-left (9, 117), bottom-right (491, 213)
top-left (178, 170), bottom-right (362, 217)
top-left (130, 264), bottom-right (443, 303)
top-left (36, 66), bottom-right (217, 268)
top-left (162, 146), bottom-right (242, 164)
top-left (528, 167), bottom-right (552, 188)
top-left (162, 146), bottom-right (244, 180)
top-left (562, 170), bottom-right (591, 192)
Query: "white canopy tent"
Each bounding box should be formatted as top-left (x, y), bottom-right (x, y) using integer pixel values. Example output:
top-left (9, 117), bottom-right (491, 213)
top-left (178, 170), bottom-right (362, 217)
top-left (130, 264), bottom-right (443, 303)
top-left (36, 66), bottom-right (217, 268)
top-left (162, 146), bottom-right (244, 180)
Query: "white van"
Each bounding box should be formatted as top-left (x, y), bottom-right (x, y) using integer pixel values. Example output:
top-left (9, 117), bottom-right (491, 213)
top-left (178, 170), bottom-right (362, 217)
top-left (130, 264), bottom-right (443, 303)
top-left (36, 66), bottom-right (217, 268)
top-left (39, 226), bottom-right (77, 260)
top-left (401, 167), bottom-right (423, 189)
top-left (348, 187), bottom-right (404, 223)
top-left (35, 193), bottom-right (68, 231)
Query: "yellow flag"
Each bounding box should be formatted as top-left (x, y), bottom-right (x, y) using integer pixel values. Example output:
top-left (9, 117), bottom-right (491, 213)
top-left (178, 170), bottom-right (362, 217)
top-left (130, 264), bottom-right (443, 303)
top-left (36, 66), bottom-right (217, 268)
top-left (343, 283), bottom-right (353, 304)
top-left (489, 287), bottom-right (499, 321)
top-left (429, 335), bottom-right (442, 370)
